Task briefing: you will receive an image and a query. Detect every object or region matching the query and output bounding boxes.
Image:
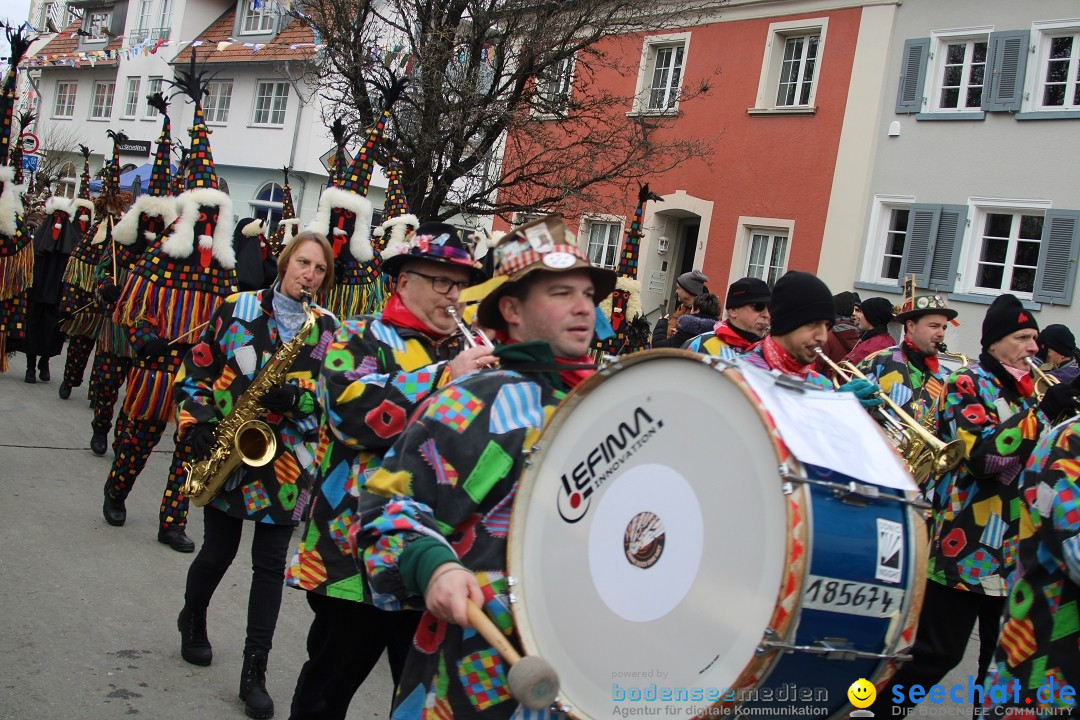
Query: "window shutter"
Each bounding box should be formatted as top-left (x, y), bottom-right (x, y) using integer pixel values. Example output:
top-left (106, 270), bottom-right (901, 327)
top-left (898, 204), bottom-right (939, 288)
top-left (927, 205), bottom-right (968, 292)
top-left (896, 38), bottom-right (929, 114)
top-left (1032, 210), bottom-right (1080, 304)
top-left (983, 30), bottom-right (1029, 112)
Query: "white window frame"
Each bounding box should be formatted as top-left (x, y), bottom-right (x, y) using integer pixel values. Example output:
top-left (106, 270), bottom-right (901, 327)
top-left (251, 80), bottom-right (289, 126)
top-left (144, 77), bottom-right (163, 118)
top-left (204, 80), bottom-right (234, 124)
top-left (240, 0), bottom-right (279, 35)
top-left (53, 81), bottom-right (77, 118)
top-left (158, 0), bottom-right (173, 29)
top-left (955, 198), bottom-right (1053, 301)
top-left (135, 0), bottom-right (153, 32)
top-left (751, 18), bottom-right (828, 113)
top-left (57, 162), bottom-right (78, 198)
top-left (581, 214), bottom-right (626, 270)
top-left (533, 55), bottom-right (575, 117)
top-left (735, 217), bottom-right (795, 287)
top-left (122, 77), bottom-right (141, 118)
top-left (1023, 19), bottom-right (1080, 113)
top-left (250, 181), bottom-right (284, 234)
top-left (84, 10), bottom-right (111, 42)
top-left (630, 32), bottom-right (690, 115)
top-left (90, 81), bottom-right (115, 120)
top-left (926, 27), bottom-right (993, 114)
top-left (860, 195), bottom-right (916, 285)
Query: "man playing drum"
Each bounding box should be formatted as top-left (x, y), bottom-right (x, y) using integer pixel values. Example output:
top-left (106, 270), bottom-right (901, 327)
top-left (684, 276), bottom-right (771, 357)
top-left (356, 215), bottom-right (616, 720)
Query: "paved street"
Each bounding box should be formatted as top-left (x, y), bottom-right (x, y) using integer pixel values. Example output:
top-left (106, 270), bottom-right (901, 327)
top-left (0, 366), bottom-right (392, 719)
top-left (0, 356), bottom-right (981, 719)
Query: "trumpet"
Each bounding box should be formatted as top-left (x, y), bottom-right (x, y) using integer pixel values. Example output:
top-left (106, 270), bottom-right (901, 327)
top-left (1024, 356), bottom-right (1059, 401)
top-left (446, 305), bottom-right (495, 350)
top-left (813, 347), bottom-right (965, 482)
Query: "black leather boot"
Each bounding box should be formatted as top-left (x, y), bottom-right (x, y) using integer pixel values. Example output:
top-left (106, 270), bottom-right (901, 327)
top-left (239, 651), bottom-right (274, 719)
top-left (24, 355), bottom-right (36, 384)
top-left (58, 381), bottom-right (72, 399)
top-left (90, 432), bottom-right (108, 456)
top-left (158, 528), bottom-right (195, 553)
top-left (177, 606), bottom-right (212, 666)
top-left (38, 356), bottom-right (50, 382)
top-left (102, 492), bottom-right (126, 526)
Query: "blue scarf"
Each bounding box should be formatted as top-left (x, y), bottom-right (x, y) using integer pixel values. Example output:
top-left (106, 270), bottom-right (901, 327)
top-left (272, 284), bottom-right (307, 344)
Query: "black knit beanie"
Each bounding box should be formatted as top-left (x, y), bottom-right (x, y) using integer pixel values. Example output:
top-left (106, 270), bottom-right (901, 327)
top-left (725, 277), bottom-right (771, 309)
top-left (1038, 324), bottom-right (1078, 358)
top-left (858, 297), bottom-right (895, 328)
top-left (769, 271), bottom-right (835, 336)
top-left (981, 293), bottom-right (1038, 351)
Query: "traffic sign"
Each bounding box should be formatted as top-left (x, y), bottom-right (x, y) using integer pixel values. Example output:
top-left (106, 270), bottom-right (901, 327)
top-left (319, 145), bottom-right (337, 174)
top-left (20, 132), bottom-right (39, 155)
top-left (22, 154), bottom-right (39, 172)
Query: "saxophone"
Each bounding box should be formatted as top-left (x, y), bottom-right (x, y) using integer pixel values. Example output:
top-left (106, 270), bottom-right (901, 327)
top-left (183, 292), bottom-right (318, 507)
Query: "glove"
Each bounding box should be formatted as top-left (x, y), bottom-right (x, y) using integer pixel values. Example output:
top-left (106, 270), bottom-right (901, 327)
top-left (99, 284), bottom-right (122, 303)
top-left (1040, 382), bottom-right (1080, 422)
top-left (838, 377), bottom-right (883, 409)
top-left (187, 423), bottom-right (217, 461)
top-left (139, 336), bottom-right (169, 358)
top-left (261, 383), bottom-right (301, 413)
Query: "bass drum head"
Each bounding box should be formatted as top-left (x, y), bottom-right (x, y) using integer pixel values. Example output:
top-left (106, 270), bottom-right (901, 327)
top-left (509, 351), bottom-right (787, 718)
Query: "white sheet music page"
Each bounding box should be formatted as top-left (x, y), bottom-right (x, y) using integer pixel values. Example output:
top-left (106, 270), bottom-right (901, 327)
top-left (739, 364), bottom-right (917, 491)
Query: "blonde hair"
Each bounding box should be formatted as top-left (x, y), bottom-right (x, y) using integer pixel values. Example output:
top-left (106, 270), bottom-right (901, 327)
top-left (277, 231), bottom-right (335, 294)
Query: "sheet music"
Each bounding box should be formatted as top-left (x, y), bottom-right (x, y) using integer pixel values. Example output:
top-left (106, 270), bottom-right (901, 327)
top-left (739, 364), bottom-right (917, 492)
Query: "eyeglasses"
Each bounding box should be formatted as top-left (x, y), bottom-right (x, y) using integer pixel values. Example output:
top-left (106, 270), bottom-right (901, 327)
top-left (750, 303), bottom-right (768, 312)
top-left (403, 269), bottom-right (470, 295)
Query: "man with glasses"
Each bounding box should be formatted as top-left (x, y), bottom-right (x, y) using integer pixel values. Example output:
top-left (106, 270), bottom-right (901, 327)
top-left (685, 277), bottom-right (771, 358)
top-left (287, 222), bottom-right (491, 720)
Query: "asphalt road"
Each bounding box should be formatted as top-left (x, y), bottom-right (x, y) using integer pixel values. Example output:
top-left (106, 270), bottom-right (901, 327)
top-left (0, 356), bottom-right (980, 720)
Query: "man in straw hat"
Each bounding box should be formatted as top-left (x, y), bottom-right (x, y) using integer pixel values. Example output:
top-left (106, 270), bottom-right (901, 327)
top-left (287, 221), bottom-right (490, 719)
top-left (355, 214), bottom-right (616, 720)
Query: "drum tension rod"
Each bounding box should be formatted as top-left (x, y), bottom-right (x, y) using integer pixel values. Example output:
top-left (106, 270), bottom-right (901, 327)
top-left (758, 630), bottom-right (913, 662)
top-left (779, 467), bottom-right (930, 511)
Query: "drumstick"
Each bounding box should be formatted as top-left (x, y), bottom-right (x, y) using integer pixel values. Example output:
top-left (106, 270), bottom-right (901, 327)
top-left (465, 599), bottom-right (560, 710)
top-left (167, 320), bottom-right (211, 346)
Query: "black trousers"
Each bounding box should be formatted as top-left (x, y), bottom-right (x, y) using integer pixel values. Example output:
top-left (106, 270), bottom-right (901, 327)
top-left (871, 580), bottom-right (1005, 717)
top-left (183, 505), bottom-right (294, 655)
top-left (289, 592), bottom-right (422, 720)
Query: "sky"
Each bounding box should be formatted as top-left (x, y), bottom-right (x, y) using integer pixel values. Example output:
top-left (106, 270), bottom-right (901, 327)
top-left (1, 0), bottom-right (35, 60)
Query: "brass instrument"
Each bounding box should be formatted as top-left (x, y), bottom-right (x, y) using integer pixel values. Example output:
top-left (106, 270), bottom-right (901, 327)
top-left (813, 347), bottom-right (965, 482)
top-left (1025, 356), bottom-right (1059, 401)
top-left (936, 343), bottom-right (970, 369)
top-left (183, 292), bottom-right (319, 506)
top-left (447, 305), bottom-right (495, 350)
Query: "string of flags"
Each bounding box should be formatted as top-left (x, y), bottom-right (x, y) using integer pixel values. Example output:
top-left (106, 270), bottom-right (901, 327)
top-left (24, 36), bottom-right (327, 67)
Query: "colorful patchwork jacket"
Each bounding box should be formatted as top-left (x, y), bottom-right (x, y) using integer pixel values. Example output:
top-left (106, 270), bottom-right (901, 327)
top-left (357, 349), bottom-right (566, 720)
top-left (931, 359), bottom-right (1046, 596)
top-left (285, 314), bottom-right (465, 600)
top-left (740, 342), bottom-right (834, 392)
top-left (983, 420), bottom-right (1080, 717)
top-left (173, 289), bottom-right (338, 525)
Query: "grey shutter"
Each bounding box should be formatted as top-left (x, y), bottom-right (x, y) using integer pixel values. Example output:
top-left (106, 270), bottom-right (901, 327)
top-left (927, 205), bottom-right (968, 292)
top-left (896, 38), bottom-right (929, 113)
top-left (983, 30), bottom-right (1029, 112)
top-left (898, 205), bottom-right (939, 288)
top-left (1032, 210), bottom-right (1080, 304)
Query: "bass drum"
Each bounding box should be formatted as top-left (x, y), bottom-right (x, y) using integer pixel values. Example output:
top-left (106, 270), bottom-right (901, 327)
top-left (507, 350), bottom-right (926, 719)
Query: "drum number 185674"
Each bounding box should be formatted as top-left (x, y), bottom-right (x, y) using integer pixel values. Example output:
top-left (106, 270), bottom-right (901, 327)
top-left (801, 575), bottom-right (903, 618)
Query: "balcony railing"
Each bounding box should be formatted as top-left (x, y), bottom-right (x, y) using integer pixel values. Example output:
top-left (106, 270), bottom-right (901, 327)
top-left (127, 26), bottom-right (171, 45)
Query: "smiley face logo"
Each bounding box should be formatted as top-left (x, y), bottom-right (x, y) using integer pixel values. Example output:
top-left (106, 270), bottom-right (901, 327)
top-left (848, 678), bottom-right (876, 709)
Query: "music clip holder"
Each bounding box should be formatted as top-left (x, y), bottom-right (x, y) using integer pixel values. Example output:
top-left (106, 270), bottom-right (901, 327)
top-left (772, 372), bottom-right (808, 394)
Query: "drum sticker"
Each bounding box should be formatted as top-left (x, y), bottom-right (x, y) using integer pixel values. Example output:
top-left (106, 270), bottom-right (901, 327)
top-left (801, 575), bottom-right (904, 618)
top-left (623, 512), bottom-right (665, 569)
top-left (876, 518), bottom-right (904, 584)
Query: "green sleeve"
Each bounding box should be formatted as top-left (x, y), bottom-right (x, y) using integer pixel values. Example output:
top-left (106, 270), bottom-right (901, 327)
top-left (399, 536), bottom-right (460, 596)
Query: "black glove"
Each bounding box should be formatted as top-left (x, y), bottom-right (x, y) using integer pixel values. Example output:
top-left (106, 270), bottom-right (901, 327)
top-left (1039, 382), bottom-right (1080, 422)
top-left (187, 423), bottom-right (216, 461)
top-left (99, 284), bottom-right (122, 303)
top-left (261, 383), bottom-right (301, 413)
top-left (139, 336), bottom-right (169, 358)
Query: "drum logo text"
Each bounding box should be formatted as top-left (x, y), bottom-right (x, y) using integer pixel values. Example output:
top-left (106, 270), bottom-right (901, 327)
top-left (557, 406), bottom-right (662, 523)
top-left (624, 512), bottom-right (665, 568)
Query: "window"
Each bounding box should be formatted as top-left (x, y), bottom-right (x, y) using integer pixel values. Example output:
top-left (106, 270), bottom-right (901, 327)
top-left (144, 77), bottom-right (163, 117)
top-left (632, 33), bottom-right (690, 114)
top-left (240, 0), bottom-right (279, 34)
top-left (252, 81), bottom-right (289, 125)
top-left (250, 182), bottom-right (283, 234)
top-left (85, 11), bottom-right (110, 41)
top-left (57, 162), bottom-right (78, 199)
top-left (747, 232), bottom-right (788, 286)
top-left (753, 19), bottom-right (828, 113)
top-left (931, 35), bottom-right (988, 111)
top-left (123, 77), bottom-right (140, 118)
top-left (158, 0), bottom-right (173, 30)
top-left (972, 212), bottom-right (1043, 295)
top-left (136, 0), bottom-right (152, 31)
top-left (880, 208), bottom-right (911, 281)
top-left (53, 81), bottom-right (76, 118)
top-left (534, 56), bottom-right (574, 116)
top-left (204, 80), bottom-right (233, 124)
top-left (1034, 25), bottom-right (1080, 110)
top-left (90, 81), bottom-right (115, 119)
top-left (585, 220), bottom-right (623, 269)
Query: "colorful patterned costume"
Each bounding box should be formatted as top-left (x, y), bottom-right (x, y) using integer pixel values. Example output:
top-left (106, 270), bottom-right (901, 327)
top-left (982, 419), bottom-right (1080, 718)
top-left (684, 321), bottom-right (756, 359)
top-left (740, 341), bottom-right (833, 391)
top-left (358, 347), bottom-right (569, 720)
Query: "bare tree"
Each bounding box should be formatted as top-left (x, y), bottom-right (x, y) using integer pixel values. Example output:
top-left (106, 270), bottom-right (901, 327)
top-left (290, 0), bottom-right (720, 221)
top-left (34, 122), bottom-right (86, 196)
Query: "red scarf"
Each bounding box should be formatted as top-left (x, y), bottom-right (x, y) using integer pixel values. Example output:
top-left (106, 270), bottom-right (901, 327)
top-left (761, 335), bottom-right (813, 379)
top-left (556, 355), bottom-right (594, 389)
top-left (380, 294), bottom-right (448, 339)
top-left (1003, 362), bottom-right (1035, 397)
top-left (903, 337), bottom-right (940, 374)
top-left (713, 320), bottom-right (757, 351)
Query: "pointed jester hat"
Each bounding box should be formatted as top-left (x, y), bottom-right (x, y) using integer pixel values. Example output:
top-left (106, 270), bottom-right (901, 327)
top-left (0, 24), bottom-right (33, 168)
top-left (112, 93), bottom-right (178, 247)
top-left (329, 116), bottom-right (349, 188)
top-left (268, 165), bottom-right (297, 255)
top-left (374, 156), bottom-right (418, 258)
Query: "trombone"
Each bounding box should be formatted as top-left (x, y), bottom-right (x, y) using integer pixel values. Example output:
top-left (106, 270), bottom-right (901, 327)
top-left (813, 347), bottom-right (965, 482)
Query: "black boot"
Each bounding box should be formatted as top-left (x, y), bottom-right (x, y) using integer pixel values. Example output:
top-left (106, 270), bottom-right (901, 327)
top-left (102, 492), bottom-right (126, 526)
top-left (90, 432), bottom-right (108, 456)
top-left (58, 381), bottom-right (72, 399)
top-left (24, 355), bottom-right (36, 384)
top-left (158, 528), bottom-right (195, 553)
top-left (177, 606), bottom-right (212, 666)
top-left (38, 356), bottom-right (50, 382)
top-left (239, 651), bottom-right (274, 719)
